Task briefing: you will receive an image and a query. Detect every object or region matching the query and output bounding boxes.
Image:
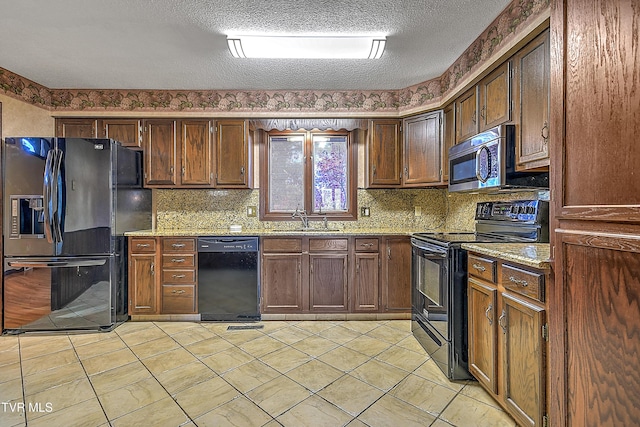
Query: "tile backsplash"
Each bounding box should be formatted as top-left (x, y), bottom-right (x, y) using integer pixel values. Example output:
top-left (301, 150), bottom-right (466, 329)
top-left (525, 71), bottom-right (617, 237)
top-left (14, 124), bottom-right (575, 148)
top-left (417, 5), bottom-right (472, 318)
top-left (155, 189), bottom-right (539, 232)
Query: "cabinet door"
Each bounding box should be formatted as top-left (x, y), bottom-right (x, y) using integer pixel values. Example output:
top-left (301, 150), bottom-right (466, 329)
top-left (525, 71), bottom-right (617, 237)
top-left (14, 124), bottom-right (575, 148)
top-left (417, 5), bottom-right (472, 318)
top-left (261, 253), bottom-right (303, 312)
top-left (381, 236), bottom-right (411, 311)
top-left (501, 292), bottom-right (546, 427)
top-left (442, 103), bottom-right (456, 183)
top-left (216, 119), bottom-right (249, 187)
top-left (479, 62), bottom-right (511, 131)
top-left (353, 252), bottom-right (379, 312)
top-left (144, 119), bottom-right (177, 186)
top-left (129, 254), bottom-right (157, 314)
top-left (181, 119), bottom-right (213, 186)
top-left (309, 254), bottom-right (348, 312)
top-left (468, 277), bottom-right (498, 394)
top-left (455, 87), bottom-right (479, 142)
top-left (56, 118), bottom-right (98, 138)
top-left (513, 29), bottom-right (550, 170)
top-left (102, 119), bottom-right (142, 149)
top-left (367, 119), bottom-right (402, 187)
top-left (403, 111), bottom-right (443, 186)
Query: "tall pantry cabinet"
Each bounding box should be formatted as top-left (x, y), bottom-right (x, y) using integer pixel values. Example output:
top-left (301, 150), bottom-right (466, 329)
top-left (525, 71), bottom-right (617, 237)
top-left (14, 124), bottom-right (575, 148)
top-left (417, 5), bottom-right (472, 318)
top-left (549, 0), bottom-right (640, 425)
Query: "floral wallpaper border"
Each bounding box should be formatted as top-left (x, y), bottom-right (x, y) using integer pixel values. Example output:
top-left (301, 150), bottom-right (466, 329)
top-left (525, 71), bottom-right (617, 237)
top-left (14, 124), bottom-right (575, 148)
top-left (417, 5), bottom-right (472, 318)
top-left (0, 0), bottom-right (549, 116)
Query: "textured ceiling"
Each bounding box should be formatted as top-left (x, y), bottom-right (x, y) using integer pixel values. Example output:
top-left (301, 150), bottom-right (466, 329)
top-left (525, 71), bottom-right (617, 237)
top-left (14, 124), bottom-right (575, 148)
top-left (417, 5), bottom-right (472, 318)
top-left (0, 0), bottom-right (512, 91)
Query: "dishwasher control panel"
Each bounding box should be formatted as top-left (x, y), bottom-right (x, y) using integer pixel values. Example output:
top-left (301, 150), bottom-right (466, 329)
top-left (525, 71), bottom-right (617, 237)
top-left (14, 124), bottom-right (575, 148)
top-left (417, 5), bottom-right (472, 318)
top-left (198, 237), bottom-right (259, 252)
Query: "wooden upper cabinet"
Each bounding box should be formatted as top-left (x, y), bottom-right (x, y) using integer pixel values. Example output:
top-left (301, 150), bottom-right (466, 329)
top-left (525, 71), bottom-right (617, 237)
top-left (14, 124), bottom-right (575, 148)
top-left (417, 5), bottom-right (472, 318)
top-left (215, 119), bottom-right (251, 188)
top-left (442, 103), bottom-right (456, 182)
top-left (367, 119), bottom-right (402, 187)
top-left (102, 119), bottom-right (143, 149)
top-left (55, 118), bottom-right (98, 138)
top-left (512, 29), bottom-right (550, 171)
top-left (479, 62), bottom-right (511, 132)
top-left (456, 61), bottom-right (511, 143)
top-left (403, 111), bottom-right (443, 186)
top-left (455, 86), bottom-right (479, 143)
top-left (181, 119), bottom-right (213, 186)
top-left (144, 119), bottom-right (177, 186)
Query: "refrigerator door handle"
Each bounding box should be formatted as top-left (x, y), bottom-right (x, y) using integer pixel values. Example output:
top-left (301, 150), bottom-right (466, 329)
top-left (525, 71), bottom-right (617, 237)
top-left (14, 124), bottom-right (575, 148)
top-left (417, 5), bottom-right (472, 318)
top-left (43, 149), bottom-right (55, 243)
top-left (51, 148), bottom-right (64, 243)
top-left (7, 259), bottom-right (107, 268)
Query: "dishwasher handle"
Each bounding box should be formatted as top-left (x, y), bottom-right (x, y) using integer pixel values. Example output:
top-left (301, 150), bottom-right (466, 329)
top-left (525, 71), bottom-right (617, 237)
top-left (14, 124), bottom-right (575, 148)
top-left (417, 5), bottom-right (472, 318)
top-left (198, 236), bottom-right (259, 252)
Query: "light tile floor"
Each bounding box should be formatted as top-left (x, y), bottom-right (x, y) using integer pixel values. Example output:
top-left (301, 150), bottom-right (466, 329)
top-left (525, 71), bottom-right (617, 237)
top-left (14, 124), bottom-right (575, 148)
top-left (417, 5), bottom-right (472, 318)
top-left (0, 320), bottom-right (516, 427)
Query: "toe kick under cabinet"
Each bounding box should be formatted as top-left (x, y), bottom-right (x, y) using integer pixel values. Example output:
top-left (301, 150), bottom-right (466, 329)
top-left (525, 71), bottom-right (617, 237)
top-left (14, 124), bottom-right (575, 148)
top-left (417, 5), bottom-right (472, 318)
top-left (128, 236), bottom-right (197, 316)
top-left (467, 252), bottom-right (549, 427)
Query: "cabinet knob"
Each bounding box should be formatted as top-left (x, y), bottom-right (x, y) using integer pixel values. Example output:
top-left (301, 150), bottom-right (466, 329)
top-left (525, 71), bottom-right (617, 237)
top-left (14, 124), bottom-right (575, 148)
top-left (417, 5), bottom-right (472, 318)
top-left (240, 166), bottom-right (245, 175)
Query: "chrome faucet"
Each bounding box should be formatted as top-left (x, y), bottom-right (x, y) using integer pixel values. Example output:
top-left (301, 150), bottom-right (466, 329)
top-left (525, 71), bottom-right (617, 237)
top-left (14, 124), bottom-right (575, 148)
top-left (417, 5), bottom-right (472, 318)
top-left (292, 207), bottom-right (309, 229)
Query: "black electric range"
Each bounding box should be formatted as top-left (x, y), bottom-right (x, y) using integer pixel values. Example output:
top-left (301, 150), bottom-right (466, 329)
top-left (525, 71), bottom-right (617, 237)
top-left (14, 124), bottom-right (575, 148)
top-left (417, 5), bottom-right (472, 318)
top-left (410, 200), bottom-right (549, 380)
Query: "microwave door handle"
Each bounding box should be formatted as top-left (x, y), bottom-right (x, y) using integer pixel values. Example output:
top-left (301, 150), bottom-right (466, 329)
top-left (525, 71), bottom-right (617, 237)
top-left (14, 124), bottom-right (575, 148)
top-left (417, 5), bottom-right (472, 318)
top-left (42, 149), bottom-right (54, 243)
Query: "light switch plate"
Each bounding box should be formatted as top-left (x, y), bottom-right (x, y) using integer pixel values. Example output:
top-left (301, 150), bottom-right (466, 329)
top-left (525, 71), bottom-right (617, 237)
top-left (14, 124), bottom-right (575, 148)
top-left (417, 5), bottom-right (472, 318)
top-left (414, 206), bottom-right (422, 216)
top-left (247, 206), bottom-right (257, 217)
top-left (361, 207), bottom-right (370, 217)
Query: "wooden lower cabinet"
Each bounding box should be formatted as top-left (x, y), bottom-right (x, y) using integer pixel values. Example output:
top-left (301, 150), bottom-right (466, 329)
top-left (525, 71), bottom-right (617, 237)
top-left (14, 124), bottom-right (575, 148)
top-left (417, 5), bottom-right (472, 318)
top-left (261, 253), bottom-right (304, 312)
top-left (128, 236), bottom-right (197, 316)
top-left (381, 236), bottom-right (412, 312)
top-left (128, 237), bottom-right (158, 314)
top-left (309, 254), bottom-right (348, 312)
top-left (467, 252), bottom-right (548, 427)
top-left (261, 235), bottom-right (409, 314)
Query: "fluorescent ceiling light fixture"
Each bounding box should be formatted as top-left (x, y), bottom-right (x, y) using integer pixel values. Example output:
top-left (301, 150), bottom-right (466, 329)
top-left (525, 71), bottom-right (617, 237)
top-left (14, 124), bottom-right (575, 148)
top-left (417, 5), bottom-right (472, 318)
top-left (227, 35), bottom-right (386, 59)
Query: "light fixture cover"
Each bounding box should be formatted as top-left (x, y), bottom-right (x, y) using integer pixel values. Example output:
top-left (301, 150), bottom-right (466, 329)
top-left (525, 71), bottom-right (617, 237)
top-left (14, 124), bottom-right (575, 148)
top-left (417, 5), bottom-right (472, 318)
top-left (227, 35), bottom-right (386, 59)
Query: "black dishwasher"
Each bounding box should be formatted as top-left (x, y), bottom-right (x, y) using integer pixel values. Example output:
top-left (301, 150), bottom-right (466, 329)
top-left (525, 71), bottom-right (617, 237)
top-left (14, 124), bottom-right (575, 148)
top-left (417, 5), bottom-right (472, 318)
top-left (197, 236), bottom-right (259, 321)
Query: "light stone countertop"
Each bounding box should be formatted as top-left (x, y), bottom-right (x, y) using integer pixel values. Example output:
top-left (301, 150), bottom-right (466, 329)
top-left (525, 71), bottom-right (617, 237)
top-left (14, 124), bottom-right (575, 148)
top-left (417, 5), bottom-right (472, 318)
top-left (125, 228), bottom-right (420, 237)
top-left (461, 243), bottom-right (551, 269)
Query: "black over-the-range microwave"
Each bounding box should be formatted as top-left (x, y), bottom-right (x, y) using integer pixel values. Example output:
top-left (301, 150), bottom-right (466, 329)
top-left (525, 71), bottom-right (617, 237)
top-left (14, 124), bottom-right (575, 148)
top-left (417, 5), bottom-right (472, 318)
top-left (448, 124), bottom-right (549, 193)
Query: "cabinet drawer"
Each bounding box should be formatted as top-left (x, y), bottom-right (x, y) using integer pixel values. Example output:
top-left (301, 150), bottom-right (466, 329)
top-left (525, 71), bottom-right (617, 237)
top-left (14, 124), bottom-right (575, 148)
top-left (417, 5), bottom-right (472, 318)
top-left (130, 238), bottom-right (156, 254)
top-left (262, 238), bottom-right (302, 253)
top-left (161, 269), bottom-right (196, 284)
top-left (355, 238), bottom-right (379, 252)
top-left (501, 264), bottom-right (544, 302)
top-left (468, 254), bottom-right (497, 283)
top-left (162, 238), bottom-right (196, 252)
top-left (162, 284), bottom-right (196, 314)
top-left (162, 254), bottom-right (195, 268)
top-left (309, 238), bottom-right (348, 252)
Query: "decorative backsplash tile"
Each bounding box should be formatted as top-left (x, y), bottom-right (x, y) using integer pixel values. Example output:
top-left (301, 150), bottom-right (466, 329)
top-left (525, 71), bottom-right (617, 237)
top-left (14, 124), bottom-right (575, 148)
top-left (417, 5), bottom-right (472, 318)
top-left (155, 188), bottom-right (539, 232)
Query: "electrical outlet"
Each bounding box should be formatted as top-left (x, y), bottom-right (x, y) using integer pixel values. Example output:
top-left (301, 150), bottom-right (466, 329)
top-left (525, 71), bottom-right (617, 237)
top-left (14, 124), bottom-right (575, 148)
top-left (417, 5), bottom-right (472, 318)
top-left (360, 207), bottom-right (370, 217)
top-left (414, 206), bottom-right (422, 216)
top-left (247, 206), bottom-right (257, 217)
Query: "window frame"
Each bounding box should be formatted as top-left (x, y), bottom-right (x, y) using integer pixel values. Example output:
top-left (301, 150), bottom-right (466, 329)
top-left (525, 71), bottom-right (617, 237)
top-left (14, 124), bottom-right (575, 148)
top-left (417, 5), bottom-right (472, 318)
top-left (259, 129), bottom-right (358, 221)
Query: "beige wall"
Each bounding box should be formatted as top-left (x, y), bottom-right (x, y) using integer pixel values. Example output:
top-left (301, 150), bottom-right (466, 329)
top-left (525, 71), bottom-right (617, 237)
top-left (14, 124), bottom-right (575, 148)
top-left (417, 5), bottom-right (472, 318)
top-left (0, 94), bottom-right (53, 138)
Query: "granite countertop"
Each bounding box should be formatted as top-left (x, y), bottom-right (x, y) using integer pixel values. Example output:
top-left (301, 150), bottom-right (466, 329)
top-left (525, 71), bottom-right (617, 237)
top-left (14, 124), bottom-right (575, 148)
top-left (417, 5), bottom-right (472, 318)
top-left (126, 228), bottom-right (418, 237)
top-left (461, 243), bottom-right (551, 269)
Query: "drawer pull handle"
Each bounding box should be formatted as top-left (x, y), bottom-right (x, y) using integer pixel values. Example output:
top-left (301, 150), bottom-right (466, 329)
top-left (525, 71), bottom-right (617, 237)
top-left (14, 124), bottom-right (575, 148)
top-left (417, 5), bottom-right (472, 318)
top-left (171, 289), bottom-right (186, 294)
top-left (171, 258), bottom-right (185, 263)
top-left (360, 243), bottom-right (373, 248)
top-left (509, 276), bottom-right (529, 287)
top-left (136, 243), bottom-right (150, 248)
top-left (172, 243), bottom-right (186, 248)
top-left (499, 309), bottom-right (507, 334)
top-left (472, 263), bottom-right (486, 272)
top-left (172, 274), bottom-right (186, 279)
top-left (485, 304), bottom-right (493, 325)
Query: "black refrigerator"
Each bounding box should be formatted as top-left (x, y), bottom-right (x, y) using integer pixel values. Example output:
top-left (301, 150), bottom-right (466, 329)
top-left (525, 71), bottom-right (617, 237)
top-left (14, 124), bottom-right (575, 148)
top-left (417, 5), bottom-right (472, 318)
top-left (2, 137), bottom-right (151, 333)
